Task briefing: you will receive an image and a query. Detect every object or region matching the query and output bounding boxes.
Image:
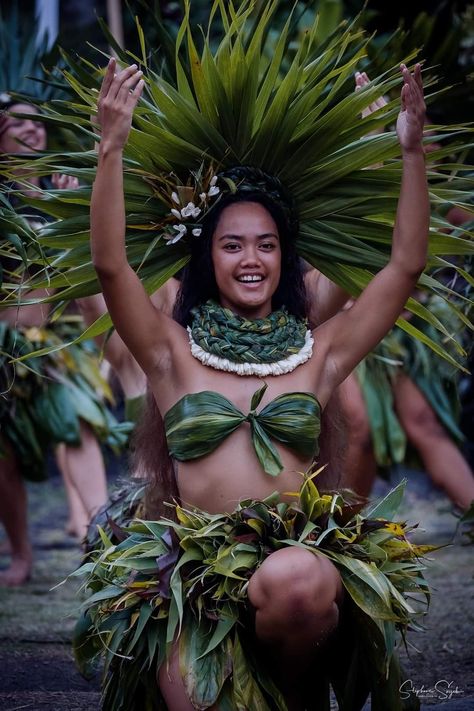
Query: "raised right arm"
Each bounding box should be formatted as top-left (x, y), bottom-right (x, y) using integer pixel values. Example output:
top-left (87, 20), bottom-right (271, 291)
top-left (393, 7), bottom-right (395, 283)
top-left (91, 59), bottom-right (177, 375)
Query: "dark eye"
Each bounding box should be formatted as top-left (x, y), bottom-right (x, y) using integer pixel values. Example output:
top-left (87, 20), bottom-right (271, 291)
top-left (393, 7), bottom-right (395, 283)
top-left (224, 242), bottom-right (240, 251)
top-left (260, 241), bottom-right (276, 250)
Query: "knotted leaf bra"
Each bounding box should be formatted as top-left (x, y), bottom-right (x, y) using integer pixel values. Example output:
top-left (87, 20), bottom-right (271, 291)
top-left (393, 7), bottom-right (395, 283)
top-left (164, 382), bottom-right (321, 476)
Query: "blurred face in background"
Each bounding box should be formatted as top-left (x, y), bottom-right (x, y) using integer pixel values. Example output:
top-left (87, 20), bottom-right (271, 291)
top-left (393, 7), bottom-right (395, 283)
top-left (0, 103), bottom-right (47, 154)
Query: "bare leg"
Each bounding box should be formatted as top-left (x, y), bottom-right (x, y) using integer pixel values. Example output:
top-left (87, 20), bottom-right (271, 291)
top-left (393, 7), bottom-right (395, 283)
top-left (248, 547), bottom-right (343, 708)
top-left (338, 373), bottom-right (377, 498)
top-left (56, 443), bottom-right (90, 538)
top-left (61, 421), bottom-right (108, 525)
top-left (158, 644), bottom-right (197, 711)
top-left (0, 446), bottom-right (32, 586)
top-left (394, 374), bottom-right (474, 509)
top-left (159, 548), bottom-right (342, 711)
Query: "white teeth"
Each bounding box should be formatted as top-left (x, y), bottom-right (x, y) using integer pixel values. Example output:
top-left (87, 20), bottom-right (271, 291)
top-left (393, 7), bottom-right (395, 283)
top-left (238, 275), bottom-right (263, 282)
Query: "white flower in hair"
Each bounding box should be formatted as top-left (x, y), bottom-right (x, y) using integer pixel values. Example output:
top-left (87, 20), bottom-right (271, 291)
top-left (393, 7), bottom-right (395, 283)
top-left (166, 223), bottom-right (187, 244)
top-left (166, 174), bottom-right (219, 246)
top-left (0, 92), bottom-right (12, 103)
top-left (207, 176), bottom-right (220, 197)
top-left (181, 202), bottom-right (201, 218)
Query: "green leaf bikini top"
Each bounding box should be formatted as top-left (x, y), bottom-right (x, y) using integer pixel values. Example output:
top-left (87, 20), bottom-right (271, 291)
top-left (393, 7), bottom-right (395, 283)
top-left (164, 383), bottom-right (321, 477)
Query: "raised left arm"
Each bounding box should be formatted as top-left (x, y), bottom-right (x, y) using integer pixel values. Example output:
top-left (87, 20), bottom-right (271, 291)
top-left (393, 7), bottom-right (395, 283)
top-left (390, 63), bottom-right (428, 277)
top-left (318, 64), bottom-right (429, 393)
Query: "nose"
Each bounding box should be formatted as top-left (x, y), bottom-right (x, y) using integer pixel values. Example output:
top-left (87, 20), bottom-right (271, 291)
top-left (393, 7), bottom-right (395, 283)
top-left (240, 245), bottom-right (262, 267)
top-left (24, 119), bottom-right (41, 132)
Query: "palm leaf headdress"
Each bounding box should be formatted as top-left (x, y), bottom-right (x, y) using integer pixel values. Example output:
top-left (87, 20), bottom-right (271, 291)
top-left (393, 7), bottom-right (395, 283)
top-left (1, 0), bottom-right (473, 364)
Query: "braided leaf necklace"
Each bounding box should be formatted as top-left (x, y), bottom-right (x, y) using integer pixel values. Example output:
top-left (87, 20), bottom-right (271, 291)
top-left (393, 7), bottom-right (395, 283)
top-left (188, 300), bottom-right (313, 376)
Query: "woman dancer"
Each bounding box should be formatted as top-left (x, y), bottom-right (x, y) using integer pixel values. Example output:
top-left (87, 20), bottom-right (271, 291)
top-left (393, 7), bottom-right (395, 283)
top-left (80, 57), bottom-right (428, 710)
top-left (0, 98), bottom-right (111, 584)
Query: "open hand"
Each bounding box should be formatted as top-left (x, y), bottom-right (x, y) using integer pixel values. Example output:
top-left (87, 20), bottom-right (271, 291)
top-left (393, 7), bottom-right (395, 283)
top-left (396, 64), bottom-right (425, 153)
top-left (96, 57), bottom-right (144, 152)
top-left (355, 71), bottom-right (387, 119)
top-left (52, 173), bottom-right (79, 190)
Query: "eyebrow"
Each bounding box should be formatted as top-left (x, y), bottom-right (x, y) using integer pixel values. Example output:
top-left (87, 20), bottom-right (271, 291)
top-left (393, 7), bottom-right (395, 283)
top-left (218, 232), bottom-right (279, 241)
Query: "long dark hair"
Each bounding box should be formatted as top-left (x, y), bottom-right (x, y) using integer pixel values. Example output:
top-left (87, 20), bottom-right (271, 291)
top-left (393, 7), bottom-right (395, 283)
top-left (131, 180), bottom-right (346, 517)
top-left (131, 390), bottom-right (179, 518)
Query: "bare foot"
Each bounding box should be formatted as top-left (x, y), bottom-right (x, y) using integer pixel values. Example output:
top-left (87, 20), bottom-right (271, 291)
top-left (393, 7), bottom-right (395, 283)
top-left (0, 556), bottom-right (32, 586)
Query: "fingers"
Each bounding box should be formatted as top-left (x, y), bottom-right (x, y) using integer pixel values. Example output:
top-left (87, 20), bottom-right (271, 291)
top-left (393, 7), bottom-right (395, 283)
top-left (98, 57), bottom-right (116, 103)
top-left (67, 176), bottom-right (80, 190)
top-left (413, 62), bottom-right (423, 93)
top-left (98, 60), bottom-right (144, 115)
top-left (397, 63), bottom-right (426, 150)
top-left (98, 59), bottom-right (142, 103)
top-left (400, 82), bottom-right (408, 112)
top-left (107, 64), bottom-right (142, 102)
top-left (400, 63), bottom-right (425, 117)
top-left (95, 59), bottom-right (145, 147)
top-left (355, 70), bottom-right (387, 118)
top-left (354, 71), bottom-right (368, 90)
top-left (130, 77), bottom-right (145, 105)
top-left (400, 63), bottom-right (424, 99)
top-left (117, 68), bottom-right (143, 104)
top-left (51, 173), bottom-right (80, 190)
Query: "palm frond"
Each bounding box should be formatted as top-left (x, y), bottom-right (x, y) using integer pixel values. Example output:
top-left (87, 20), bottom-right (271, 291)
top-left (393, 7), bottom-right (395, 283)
top-left (0, 0), bottom-right (472, 363)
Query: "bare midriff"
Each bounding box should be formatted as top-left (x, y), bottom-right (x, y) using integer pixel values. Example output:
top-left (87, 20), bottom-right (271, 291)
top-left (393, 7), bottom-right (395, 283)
top-left (148, 326), bottom-right (327, 515)
top-left (173, 426), bottom-right (314, 514)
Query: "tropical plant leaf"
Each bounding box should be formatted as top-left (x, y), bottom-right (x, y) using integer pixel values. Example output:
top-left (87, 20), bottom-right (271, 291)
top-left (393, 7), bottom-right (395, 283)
top-left (0, 0), bottom-right (472, 367)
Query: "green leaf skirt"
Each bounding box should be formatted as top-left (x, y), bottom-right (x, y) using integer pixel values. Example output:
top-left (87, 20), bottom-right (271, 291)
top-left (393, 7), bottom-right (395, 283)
top-left (0, 321), bottom-right (131, 481)
top-left (72, 477), bottom-right (434, 710)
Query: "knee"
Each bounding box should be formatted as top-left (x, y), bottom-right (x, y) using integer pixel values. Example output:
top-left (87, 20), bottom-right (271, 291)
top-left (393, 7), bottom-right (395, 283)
top-left (248, 548), bottom-right (342, 624)
top-left (401, 402), bottom-right (445, 442)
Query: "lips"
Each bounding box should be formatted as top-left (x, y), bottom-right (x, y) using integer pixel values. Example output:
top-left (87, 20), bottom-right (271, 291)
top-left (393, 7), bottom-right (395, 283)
top-left (21, 137), bottom-right (41, 148)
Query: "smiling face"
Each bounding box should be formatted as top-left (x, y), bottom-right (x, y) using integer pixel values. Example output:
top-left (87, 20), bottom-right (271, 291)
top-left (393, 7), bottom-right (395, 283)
top-left (0, 103), bottom-right (47, 154)
top-left (211, 201), bottom-right (282, 319)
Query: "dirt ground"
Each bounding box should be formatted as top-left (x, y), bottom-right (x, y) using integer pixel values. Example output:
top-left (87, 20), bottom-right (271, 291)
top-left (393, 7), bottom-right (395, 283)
top-left (0, 467), bottom-right (473, 711)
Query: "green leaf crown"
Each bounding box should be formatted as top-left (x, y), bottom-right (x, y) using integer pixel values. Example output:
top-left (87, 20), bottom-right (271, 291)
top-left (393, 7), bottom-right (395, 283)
top-left (164, 164), bottom-right (298, 246)
top-left (0, 0), bottom-right (473, 366)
